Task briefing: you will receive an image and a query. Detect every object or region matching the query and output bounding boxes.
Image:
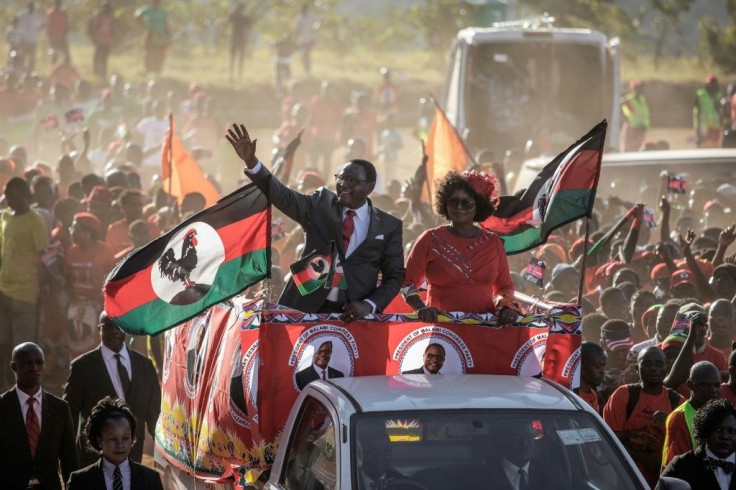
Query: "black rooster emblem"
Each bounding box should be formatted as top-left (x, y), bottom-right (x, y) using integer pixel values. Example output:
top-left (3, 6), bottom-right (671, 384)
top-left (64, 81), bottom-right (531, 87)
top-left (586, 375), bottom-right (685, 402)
top-left (536, 194), bottom-right (548, 221)
top-left (159, 229), bottom-right (199, 288)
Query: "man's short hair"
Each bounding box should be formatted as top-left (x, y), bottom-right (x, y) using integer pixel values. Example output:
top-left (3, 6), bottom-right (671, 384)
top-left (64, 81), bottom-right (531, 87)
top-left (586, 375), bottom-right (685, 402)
top-left (347, 159), bottom-right (377, 183)
top-left (581, 341), bottom-right (605, 361)
top-left (424, 343), bottom-right (445, 356)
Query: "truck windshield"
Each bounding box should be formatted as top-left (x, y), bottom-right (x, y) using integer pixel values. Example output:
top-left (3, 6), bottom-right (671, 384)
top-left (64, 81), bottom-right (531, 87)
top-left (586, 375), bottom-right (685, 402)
top-left (352, 410), bottom-right (643, 490)
top-left (465, 41), bottom-right (605, 155)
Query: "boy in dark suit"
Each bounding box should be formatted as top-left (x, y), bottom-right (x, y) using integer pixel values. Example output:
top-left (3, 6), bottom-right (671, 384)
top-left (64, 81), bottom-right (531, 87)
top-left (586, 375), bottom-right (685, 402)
top-left (227, 123), bottom-right (405, 322)
top-left (0, 342), bottom-right (78, 489)
top-left (67, 396), bottom-right (163, 489)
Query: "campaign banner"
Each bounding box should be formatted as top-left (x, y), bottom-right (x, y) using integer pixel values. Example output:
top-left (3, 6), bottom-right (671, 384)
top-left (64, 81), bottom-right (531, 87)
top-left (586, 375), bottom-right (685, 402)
top-left (256, 305), bottom-right (581, 444)
top-left (155, 299), bottom-right (258, 478)
top-left (157, 300), bottom-right (581, 478)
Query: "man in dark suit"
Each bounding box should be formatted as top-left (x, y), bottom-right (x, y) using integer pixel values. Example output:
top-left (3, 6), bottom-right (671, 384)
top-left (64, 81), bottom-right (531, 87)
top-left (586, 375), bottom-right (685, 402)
top-left (296, 340), bottom-right (344, 390)
top-left (482, 420), bottom-right (569, 490)
top-left (0, 342), bottom-right (78, 489)
top-left (227, 123), bottom-right (405, 322)
top-left (67, 397), bottom-right (163, 490)
top-left (402, 343), bottom-right (445, 375)
top-left (63, 311), bottom-right (161, 467)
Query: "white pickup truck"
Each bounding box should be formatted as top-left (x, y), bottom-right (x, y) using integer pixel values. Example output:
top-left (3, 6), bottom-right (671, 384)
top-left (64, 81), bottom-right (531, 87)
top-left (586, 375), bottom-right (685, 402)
top-left (261, 374), bottom-right (647, 490)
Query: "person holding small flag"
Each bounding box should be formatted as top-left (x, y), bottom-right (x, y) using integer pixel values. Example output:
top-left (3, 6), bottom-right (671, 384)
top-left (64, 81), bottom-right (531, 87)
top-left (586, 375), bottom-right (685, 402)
top-left (401, 170), bottom-right (519, 322)
top-left (227, 122), bottom-right (405, 323)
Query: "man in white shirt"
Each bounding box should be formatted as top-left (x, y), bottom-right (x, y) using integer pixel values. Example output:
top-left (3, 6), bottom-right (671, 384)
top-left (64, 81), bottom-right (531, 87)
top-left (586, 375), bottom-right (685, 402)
top-left (64, 312), bottom-right (160, 467)
top-left (0, 342), bottom-right (77, 489)
top-left (228, 122), bottom-right (405, 322)
top-left (17, 1), bottom-right (44, 71)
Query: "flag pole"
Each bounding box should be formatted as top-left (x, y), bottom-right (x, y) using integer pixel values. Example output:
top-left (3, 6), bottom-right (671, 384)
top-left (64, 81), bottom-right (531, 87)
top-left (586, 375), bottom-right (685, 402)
top-left (577, 218), bottom-right (591, 305)
top-left (429, 95), bottom-right (478, 169)
top-left (167, 113), bottom-right (173, 203)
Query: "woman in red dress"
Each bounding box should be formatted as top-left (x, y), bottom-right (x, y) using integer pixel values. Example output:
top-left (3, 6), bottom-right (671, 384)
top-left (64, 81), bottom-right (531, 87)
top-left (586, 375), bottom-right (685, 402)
top-left (402, 170), bottom-right (518, 323)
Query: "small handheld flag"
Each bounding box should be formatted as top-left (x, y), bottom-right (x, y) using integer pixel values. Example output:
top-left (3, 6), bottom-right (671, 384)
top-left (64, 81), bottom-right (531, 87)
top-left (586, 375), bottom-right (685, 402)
top-left (523, 258), bottom-right (546, 287)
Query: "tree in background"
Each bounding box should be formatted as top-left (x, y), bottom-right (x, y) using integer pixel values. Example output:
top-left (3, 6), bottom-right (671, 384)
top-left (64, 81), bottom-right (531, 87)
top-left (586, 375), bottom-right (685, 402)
top-left (700, 0), bottom-right (736, 73)
top-left (649, 0), bottom-right (695, 71)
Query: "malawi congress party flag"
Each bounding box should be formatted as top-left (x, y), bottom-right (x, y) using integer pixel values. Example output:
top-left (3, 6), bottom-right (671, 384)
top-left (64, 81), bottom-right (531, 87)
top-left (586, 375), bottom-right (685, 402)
top-left (162, 115), bottom-right (222, 207)
top-left (103, 181), bottom-right (271, 335)
top-left (483, 120), bottom-right (607, 255)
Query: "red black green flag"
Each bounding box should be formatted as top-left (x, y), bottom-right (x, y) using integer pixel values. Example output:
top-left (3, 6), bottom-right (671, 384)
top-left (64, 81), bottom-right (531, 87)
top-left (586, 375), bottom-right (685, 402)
top-left (289, 241), bottom-right (346, 296)
top-left (483, 120), bottom-right (607, 255)
top-left (103, 181), bottom-right (271, 335)
top-left (290, 242), bottom-right (335, 296)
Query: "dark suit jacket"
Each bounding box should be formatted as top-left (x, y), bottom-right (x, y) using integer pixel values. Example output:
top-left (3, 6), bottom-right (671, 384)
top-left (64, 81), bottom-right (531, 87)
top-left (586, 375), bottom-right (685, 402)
top-left (661, 447), bottom-right (736, 489)
top-left (0, 388), bottom-right (78, 490)
top-left (295, 365), bottom-right (344, 390)
top-left (63, 346), bottom-right (161, 467)
top-left (401, 367), bottom-right (426, 375)
top-left (247, 165), bottom-right (404, 313)
top-left (67, 458), bottom-right (164, 490)
top-left (483, 458), bottom-right (569, 490)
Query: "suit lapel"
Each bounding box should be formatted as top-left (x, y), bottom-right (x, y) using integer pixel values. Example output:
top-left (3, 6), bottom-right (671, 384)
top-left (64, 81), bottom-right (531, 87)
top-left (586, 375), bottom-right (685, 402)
top-left (331, 199), bottom-right (345, 256)
top-left (130, 459), bottom-right (143, 486)
top-left (93, 347), bottom-right (118, 395)
top-left (5, 390), bottom-right (32, 457)
top-left (37, 391), bottom-right (54, 454)
top-left (92, 459), bottom-right (106, 488)
top-left (349, 204), bottom-right (379, 258)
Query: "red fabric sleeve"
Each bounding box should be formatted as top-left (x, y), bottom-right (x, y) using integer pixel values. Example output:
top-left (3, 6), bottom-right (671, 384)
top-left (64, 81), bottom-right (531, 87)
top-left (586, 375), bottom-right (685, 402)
top-left (402, 229), bottom-right (431, 292)
top-left (602, 385), bottom-right (628, 432)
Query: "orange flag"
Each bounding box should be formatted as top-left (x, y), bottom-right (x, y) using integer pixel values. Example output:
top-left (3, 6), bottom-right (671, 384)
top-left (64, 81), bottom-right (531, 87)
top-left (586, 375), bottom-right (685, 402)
top-left (425, 105), bottom-right (470, 196)
top-left (161, 115), bottom-right (221, 207)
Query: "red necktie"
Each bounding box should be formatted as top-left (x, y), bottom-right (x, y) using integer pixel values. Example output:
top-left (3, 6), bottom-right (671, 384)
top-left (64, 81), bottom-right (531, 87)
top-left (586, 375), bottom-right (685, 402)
top-left (26, 397), bottom-right (40, 459)
top-left (342, 210), bottom-right (356, 254)
top-left (321, 369), bottom-right (327, 380)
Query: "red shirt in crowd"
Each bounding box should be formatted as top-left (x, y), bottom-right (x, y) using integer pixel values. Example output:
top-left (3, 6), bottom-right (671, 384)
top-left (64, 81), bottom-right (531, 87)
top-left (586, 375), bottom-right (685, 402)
top-left (578, 388), bottom-right (599, 413)
top-left (603, 386), bottom-right (683, 487)
top-left (64, 241), bottom-right (115, 300)
top-left (720, 384), bottom-right (736, 405)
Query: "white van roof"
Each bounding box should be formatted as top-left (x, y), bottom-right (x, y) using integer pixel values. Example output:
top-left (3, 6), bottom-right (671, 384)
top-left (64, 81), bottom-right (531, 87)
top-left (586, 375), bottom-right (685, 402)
top-left (456, 27), bottom-right (607, 46)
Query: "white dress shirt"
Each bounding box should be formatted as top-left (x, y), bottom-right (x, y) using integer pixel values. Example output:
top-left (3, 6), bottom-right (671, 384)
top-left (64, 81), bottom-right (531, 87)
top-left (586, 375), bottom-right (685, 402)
top-left (313, 363), bottom-right (330, 380)
top-left (706, 447), bottom-right (736, 490)
top-left (16, 386), bottom-right (43, 431)
top-left (100, 343), bottom-right (132, 401)
top-left (422, 366), bottom-right (440, 375)
top-left (326, 202), bottom-right (370, 303)
top-left (500, 458), bottom-right (530, 490)
top-left (102, 457), bottom-right (131, 490)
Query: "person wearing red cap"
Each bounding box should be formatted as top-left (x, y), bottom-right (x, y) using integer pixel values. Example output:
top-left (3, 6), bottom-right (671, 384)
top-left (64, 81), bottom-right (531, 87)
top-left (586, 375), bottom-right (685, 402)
top-left (670, 269), bottom-right (698, 299)
top-left (621, 80), bottom-right (650, 151)
top-left (64, 212), bottom-right (115, 361)
top-left (651, 262), bottom-right (671, 301)
top-left (694, 74), bottom-right (723, 148)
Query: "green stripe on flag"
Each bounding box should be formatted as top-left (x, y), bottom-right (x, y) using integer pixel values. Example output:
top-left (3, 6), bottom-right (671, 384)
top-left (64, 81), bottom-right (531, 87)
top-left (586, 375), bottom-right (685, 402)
top-left (296, 278), bottom-right (326, 296)
top-left (113, 249), bottom-right (268, 335)
top-left (502, 188), bottom-right (594, 254)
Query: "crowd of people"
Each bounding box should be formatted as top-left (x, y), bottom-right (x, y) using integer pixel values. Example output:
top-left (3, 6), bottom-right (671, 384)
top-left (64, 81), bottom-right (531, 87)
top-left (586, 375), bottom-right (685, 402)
top-left (2, 3), bottom-right (736, 489)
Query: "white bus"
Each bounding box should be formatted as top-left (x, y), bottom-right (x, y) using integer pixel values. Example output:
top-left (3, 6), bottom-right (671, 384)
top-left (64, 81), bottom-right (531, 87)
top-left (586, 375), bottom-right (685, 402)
top-left (442, 16), bottom-right (621, 160)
